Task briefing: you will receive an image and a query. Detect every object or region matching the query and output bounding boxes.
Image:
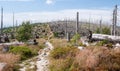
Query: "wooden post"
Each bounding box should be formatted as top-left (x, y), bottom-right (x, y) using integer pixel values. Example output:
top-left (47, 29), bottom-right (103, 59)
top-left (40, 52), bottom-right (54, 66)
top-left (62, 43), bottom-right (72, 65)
top-left (1, 7), bottom-right (3, 36)
top-left (88, 15), bottom-right (91, 30)
top-left (15, 20), bottom-right (18, 39)
top-left (112, 5), bottom-right (117, 36)
top-left (13, 12), bottom-right (15, 32)
top-left (65, 20), bottom-right (67, 39)
top-left (100, 19), bottom-right (102, 34)
top-left (76, 12), bottom-right (79, 34)
top-left (67, 32), bottom-right (70, 42)
top-left (16, 20), bottom-right (17, 32)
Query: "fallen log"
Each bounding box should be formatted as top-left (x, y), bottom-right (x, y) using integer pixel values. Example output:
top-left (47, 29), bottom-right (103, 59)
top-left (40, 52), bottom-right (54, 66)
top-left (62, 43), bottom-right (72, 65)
top-left (92, 34), bottom-right (120, 42)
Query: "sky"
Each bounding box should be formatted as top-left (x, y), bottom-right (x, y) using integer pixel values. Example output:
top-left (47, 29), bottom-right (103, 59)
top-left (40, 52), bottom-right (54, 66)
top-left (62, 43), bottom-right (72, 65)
top-left (0, 0), bottom-right (120, 27)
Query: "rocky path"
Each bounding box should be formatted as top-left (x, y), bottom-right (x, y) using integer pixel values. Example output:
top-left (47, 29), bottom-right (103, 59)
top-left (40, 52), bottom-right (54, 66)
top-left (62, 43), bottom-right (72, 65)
top-left (36, 41), bottom-right (53, 71)
top-left (19, 41), bottom-right (53, 71)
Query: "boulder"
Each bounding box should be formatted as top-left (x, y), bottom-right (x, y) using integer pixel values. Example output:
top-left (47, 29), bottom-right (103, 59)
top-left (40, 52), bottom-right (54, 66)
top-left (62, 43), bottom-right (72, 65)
top-left (115, 43), bottom-right (120, 49)
top-left (0, 63), bottom-right (8, 71)
top-left (78, 46), bottom-right (84, 50)
top-left (2, 45), bottom-right (9, 52)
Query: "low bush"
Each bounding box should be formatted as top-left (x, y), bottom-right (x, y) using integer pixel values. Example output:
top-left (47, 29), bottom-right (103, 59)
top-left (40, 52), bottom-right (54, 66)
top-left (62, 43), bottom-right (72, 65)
top-left (53, 32), bottom-right (59, 37)
top-left (50, 47), bottom-right (77, 59)
top-left (13, 64), bottom-right (22, 71)
top-left (49, 45), bottom-right (120, 71)
top-left (49, 58), bottom-right (74, 71)
top-left (96, 40), bottom-right (109, 46)
top-left (49, 46), bottom-right (78, 71)
top-left (71, 34), bottom-right (80, 45)
top-left (9, 46), bottom-right (36, 60)
top-left (106, 43), bottom-right (113, 48)
top-left (72, 47), bottom-right (120, 71)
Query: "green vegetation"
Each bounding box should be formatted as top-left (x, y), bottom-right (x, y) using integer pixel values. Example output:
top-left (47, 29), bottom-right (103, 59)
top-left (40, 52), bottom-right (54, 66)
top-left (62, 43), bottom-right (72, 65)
top-left (96, 40), bottom-right (109, 46)
top-left (102, 27), bottom-right (111, 35)
top-left (50, 47), bottom-right (77, 59)
top-left (0, 20), bottom-right (119, 71)
top-left (95, 27), bottom-right (110, 35)
top-left (71, 34), bottom-right (80, 45)
top-left (53, 32), bottom-right (59, 37)
top-left (95, 28), bottom-right (101, 34)
top-left (3, 27), bottom-right (12, 33)
top-left (49, 45), bottom-right (120, 71)
top-left (49, 38), bottom-right (120, 71)
top-left (10, 46), bottom-right (37, 60)
top-left (49, 46), bottom-right (78, 71)
top-left (106, 43), bottom-right (113, 48)
top-left (16, 21), bottom-right (32, 42)
top-left (13, 65), bottom-right (22, 71)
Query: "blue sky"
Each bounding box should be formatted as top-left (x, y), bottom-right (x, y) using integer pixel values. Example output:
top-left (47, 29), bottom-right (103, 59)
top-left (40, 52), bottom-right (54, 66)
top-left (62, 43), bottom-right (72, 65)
top-left (0, 0), bottom-right (119, 13)
top-left (0, 0), bottom-right (120, 27)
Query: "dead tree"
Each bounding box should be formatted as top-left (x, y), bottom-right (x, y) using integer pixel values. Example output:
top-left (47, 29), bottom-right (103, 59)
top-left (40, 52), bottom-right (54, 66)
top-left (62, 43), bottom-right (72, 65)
top-left (64, 20), bottom-right (71, 42)
top-left (11, 12), bottom-right (15, 39)
top-left (100, 19), bottom-right (102, 34)
top-left (65, 20), bottom-right (67, 38)
top-left (88, 15), bottom-right (91, 30)
top-left (1, 7), bottom-right (3, 36)
top-left (76, 12), bottom-right (79, 34)
top-left (112, 5), bottom-right (118, 36)
top-left (13, 12), bottom-right (15, 32)
top-left (16, 20), bottom-right (18, 33)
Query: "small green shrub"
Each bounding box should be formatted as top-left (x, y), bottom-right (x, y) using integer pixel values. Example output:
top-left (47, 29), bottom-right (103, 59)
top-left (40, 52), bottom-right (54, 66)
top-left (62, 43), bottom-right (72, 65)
top-left (96, 40), bottom-right (109, 46)
top-left (102, 40), bottom-right (109, 44)
top-left (95, 27), bottom-right (110, 35)
top-left (38, 44), bottom-right (45, 49)
top-left (49, 58), bottom-right (74, 71)
top-left (50, 47), bottom-right (71, 59)
top-left (13, 65), bottom-right (22, 71)
top-left (16, 21), bottom-right (32, 42)
top-left (50, 46), bottom-right (78, 59)
top-left (102, 27), bottom-right (111, 35)
top-left (53, 32), bottom-right (59, 37)
top-left (95, 28), bottom-right (101, 34)
top-left (10, 46), bottom-right (36, 60)
top-left (106, 43), bottom-right (113, 48)
top-left (71, 34), bottom-right (80, 45)
top-left (49, 46), bottom-right (78, 71)
top-left (78, 42), bottom-right (86, 47)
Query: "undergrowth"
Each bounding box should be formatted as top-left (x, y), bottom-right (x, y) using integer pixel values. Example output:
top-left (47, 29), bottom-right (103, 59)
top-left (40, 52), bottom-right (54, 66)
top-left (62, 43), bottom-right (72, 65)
top-left (9, 46), bottom-right (37, 60)
top-left (49, 44), bottom-right (120, 71)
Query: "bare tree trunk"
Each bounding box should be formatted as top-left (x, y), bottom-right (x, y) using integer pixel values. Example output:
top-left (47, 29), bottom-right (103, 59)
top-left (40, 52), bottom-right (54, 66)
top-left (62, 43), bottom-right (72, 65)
top-left (76, 12), bottom-right (79, 34)
top-left (1, 7), bottom-right (3, 35)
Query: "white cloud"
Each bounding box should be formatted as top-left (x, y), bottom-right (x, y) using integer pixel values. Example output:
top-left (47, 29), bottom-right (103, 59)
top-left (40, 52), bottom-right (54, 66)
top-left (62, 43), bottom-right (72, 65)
top-left (0, 0), bottom-right (33, 1)
top-left (1, 9), bottom-right (120, 27)
top-left (46, 0), bottom-right (54, 5)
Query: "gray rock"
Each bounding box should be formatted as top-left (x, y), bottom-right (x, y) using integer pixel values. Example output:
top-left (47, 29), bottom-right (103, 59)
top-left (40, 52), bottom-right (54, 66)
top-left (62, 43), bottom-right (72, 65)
top-left (0, 63), bottom-right (8, 71)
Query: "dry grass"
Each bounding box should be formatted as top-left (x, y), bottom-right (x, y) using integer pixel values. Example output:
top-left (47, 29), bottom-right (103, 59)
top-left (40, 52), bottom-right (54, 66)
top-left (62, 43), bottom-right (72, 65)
top-left (75, 49), bottom-right (98, 69)
top-left (49, 38), bottom-right (76, 71)
top-left (49, 38), bottom-right (70, 48)
top-left (30, 38), bottom-right (46, 54)
top-left (36, 38), bottom-right (46, 44)
top-left (49, 58), bottom-right (74, 71)
top-left (49, 44), bottom-right (78, 71)
top-left (49, 42), bottom-right (120, 71)
top-left (73, 46), bottom-right (120, 71)
top-left (0, 53), bottom-right (20, 70)
top-left (48, 36), bottom-right (120, 71)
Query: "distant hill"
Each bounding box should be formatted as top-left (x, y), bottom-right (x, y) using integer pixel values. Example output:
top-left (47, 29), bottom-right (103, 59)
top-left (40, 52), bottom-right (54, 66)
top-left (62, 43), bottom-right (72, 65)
top-left (2, 20), bottom-right (120, 39)
top-left (48, 20), bottom-right (112, 38)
